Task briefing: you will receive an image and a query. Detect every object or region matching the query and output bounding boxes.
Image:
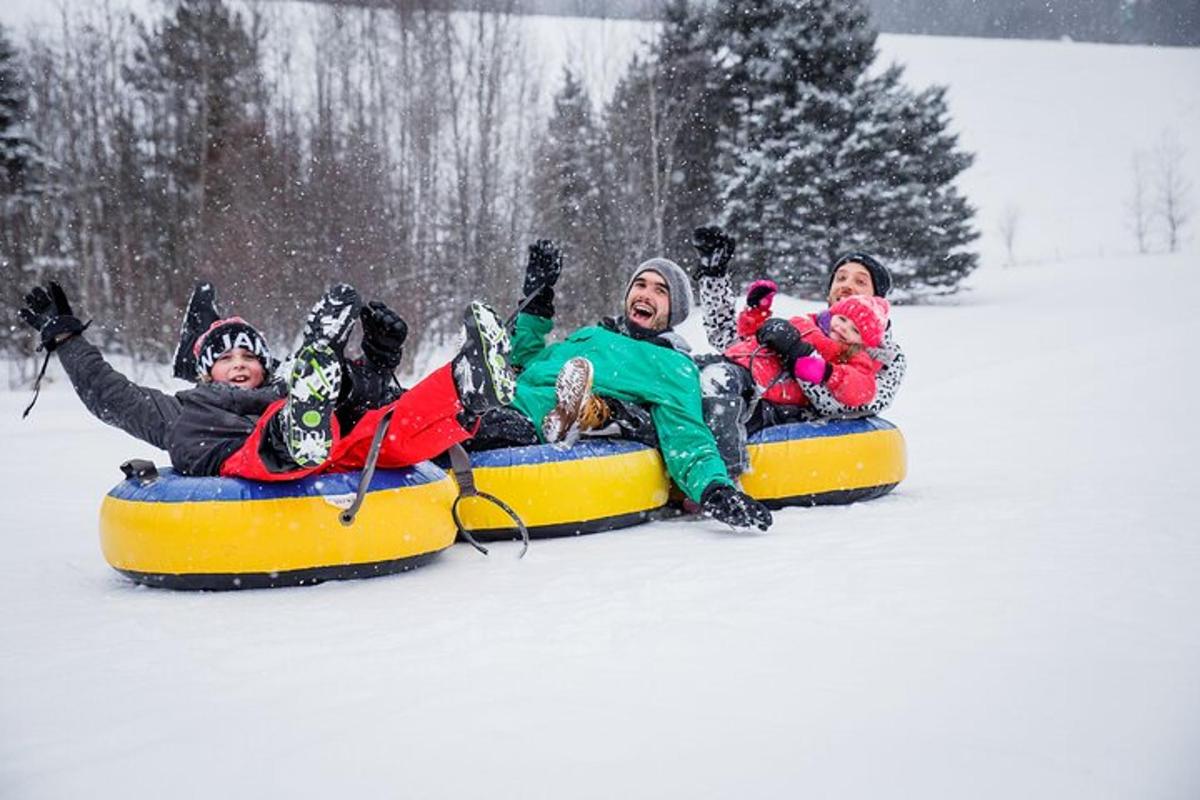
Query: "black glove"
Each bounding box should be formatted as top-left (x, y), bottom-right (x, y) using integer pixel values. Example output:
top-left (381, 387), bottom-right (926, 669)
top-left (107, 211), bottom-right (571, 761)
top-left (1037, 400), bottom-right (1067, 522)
top-left (700, 482), bottom-right (772, 531)
top-left (755, 318), bottom-right (814, 371)
top-left (359, 300), bottom-right (408, 370)
top-left (523, 239), bottom-right (562, 318)
top-left (19, 282), bottom-right (87, 352)
top-left (691, 225), bottom-right (736, 279)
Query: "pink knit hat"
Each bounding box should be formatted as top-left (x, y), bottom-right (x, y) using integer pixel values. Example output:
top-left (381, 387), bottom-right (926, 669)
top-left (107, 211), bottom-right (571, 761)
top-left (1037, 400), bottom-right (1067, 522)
top-left (829, 295), bottom-right (890, 348)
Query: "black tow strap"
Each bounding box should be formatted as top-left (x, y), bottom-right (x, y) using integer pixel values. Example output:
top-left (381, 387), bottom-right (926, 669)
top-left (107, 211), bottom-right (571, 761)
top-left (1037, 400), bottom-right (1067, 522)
top-left (335, 414), bottom-right (529, 558)
top-left (339, 407), bottom-right (395, 526)
top-left (21, 350), bottom-right (53, 419)
top-left (22, 325), bottom-right (90, 419)
top-left (743, 344), bottom-right (789, 426)
top-left (447, 443), bottom-right (528, 558)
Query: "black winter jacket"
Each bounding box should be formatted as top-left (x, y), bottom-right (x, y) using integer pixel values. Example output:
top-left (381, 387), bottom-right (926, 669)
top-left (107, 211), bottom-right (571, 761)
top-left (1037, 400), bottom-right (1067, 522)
top-left (56, 336), bottom-right (283, 476)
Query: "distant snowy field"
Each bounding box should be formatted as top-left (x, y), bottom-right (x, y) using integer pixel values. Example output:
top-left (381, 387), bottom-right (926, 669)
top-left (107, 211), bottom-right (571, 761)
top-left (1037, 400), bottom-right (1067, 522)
top-left (3, 7), bottom-right (1200, 800)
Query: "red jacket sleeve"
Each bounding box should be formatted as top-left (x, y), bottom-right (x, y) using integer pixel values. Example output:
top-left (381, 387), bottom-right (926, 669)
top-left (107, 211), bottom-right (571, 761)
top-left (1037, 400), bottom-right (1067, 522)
top-left (790, 314), bottom-right (821, 339)
top-left (823, 349), bottom-right (881, 407)
top-left (736, 306), bottom-right (772, 338)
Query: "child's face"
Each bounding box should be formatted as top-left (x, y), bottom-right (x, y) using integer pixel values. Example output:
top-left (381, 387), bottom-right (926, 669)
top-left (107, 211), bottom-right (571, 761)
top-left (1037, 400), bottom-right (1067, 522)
top-left (209, 348), bottom-right (265, 389)
top-left (829, 314), bottom-right (863, 346)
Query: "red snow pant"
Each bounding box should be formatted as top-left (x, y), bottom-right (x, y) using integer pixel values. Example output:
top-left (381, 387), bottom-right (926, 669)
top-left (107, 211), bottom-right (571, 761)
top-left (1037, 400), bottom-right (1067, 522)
top-left (219, 363), bottom-right (473, 481)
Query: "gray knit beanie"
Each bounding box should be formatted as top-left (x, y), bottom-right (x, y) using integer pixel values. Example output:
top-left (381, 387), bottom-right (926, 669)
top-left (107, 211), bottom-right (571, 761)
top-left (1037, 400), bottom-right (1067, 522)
top-left (623, 258), bottom-right (693, 329)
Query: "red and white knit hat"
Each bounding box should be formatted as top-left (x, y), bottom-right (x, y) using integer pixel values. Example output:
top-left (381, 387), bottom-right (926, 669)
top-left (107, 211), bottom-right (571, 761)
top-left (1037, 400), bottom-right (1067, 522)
top-left (192, 316), bottom-right (273, 379)
top-left (829, 295), bottom-right (890, 348)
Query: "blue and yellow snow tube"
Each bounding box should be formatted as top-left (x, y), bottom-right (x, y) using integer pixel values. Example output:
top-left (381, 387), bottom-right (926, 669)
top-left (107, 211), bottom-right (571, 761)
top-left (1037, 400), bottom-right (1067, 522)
top-left (741, 417), bottom-right (906, 507)
top-left (99, 464), bottom-right (458, 590)
top-left (454, 440), bottom-right (672, 540)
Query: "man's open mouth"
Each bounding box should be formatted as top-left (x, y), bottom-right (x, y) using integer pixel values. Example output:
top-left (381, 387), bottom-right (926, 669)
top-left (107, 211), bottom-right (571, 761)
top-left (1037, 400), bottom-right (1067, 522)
top-left (630, 302), bottom-right (655, 321)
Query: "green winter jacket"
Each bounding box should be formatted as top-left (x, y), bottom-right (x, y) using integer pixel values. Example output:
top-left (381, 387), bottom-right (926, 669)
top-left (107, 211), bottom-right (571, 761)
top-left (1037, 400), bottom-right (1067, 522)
top-left (510, 313), bottom-right (732, 502)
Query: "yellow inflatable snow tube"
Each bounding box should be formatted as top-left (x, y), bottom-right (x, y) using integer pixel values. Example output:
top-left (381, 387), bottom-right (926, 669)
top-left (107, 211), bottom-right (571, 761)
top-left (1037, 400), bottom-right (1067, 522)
top-left (454, 440), bottom-right (672, 540)
top-left (99, 463), bottom-right (458, 590)
top-left (454, 417), bottom-right (905, 539)
top-left (741, 417), bottom-right (906, 507)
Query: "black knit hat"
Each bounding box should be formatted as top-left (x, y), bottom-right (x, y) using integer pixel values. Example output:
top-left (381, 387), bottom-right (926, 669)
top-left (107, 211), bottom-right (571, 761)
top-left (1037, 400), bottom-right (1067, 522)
top-left (193, 317), bottom-right (274, 380)
top-left (827, 252), bottom-right (892, 298)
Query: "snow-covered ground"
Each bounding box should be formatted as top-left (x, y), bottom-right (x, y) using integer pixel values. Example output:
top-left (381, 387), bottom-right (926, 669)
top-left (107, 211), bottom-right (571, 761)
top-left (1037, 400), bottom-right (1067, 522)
top-left (3, 250), bottom-right (1199, 799)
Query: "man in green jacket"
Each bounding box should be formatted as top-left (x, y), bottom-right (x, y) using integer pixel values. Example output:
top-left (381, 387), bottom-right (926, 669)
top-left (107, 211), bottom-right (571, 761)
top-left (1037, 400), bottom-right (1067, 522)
top-left (469, 240), bottom-right (772, 531)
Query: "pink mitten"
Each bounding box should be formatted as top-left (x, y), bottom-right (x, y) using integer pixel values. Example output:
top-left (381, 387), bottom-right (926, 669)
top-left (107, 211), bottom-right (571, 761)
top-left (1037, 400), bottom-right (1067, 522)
top-left (793, 355), bottom-right (827, 383)
top-left (745, 279), bottom-right (777, 310)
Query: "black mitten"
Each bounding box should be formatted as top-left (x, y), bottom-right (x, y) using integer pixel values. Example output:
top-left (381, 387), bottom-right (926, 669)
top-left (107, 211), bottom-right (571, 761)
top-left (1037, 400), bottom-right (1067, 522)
top-left (755, 318), bottom-right (814, 372)
top-left (700, 482), bottom-right (772, 531)
top-left (19, 282), bottom-right (87, 351)
top-left (691, 225), bottom-right (736, 279)
top-left (360, 300), bottom-right (408, 371)
top-left (523, 239), bottom-right (562, 318)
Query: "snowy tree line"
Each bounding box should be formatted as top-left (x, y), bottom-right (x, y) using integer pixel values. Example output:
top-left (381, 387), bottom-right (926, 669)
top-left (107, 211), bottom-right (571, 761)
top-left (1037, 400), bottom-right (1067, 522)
top-left (865, 0), bottom-right (1198, 47)
top-left (326, 0), bottom-right (1200, 46)
top-left (2, 0), bottom-right (977, 366)
top-left (0, 2), bottom-right (540, 368)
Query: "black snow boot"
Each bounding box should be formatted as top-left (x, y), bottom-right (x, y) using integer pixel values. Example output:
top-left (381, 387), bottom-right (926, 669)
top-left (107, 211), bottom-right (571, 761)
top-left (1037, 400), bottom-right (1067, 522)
top-left (452, 301), bottom-right (516, 420)
top-left (172, 283), bottom-right (221, 382)
top-left (279, 284), bottom-right (361, 468)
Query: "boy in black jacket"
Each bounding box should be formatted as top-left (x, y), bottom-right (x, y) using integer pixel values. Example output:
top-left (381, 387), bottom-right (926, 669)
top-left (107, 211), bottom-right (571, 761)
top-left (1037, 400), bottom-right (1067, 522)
top-left (19, 281), bottom-right (515, 480)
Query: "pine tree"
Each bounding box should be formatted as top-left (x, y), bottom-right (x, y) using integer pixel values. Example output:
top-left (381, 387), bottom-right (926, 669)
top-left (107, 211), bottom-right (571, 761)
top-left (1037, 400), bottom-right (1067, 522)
top-left (530, 67), bottom-right (616, 327)
top-left (713, 0), bottom-right (978, 299)
top-left (603, 0), bottom-right (727, 267)
top-left (836, 67), bottom-right (977, 294)
top-left (124, 0), bottom-right (269, 315)
top-left (0, 24), bottom-right (40, 199)
top-left (648, 0), bottom-right (723, 262)
top-left (0, 24), bottom-right (48, 356)
top-left (604, 55), bottom-right (659, 269)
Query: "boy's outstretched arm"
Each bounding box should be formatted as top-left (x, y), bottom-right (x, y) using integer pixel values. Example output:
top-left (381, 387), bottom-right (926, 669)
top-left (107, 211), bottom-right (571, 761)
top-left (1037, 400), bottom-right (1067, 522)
top-left (21, 282), bottom-right (182, 450)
